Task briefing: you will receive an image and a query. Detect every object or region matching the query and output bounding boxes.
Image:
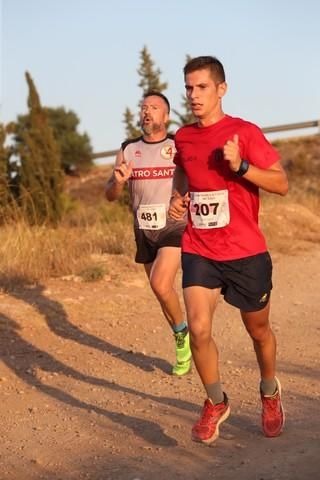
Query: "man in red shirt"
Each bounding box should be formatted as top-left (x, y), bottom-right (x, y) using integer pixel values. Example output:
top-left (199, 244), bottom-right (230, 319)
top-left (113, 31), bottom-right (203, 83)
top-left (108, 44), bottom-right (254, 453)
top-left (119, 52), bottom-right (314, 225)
top-left (169, 56), bottom-right (288, 444)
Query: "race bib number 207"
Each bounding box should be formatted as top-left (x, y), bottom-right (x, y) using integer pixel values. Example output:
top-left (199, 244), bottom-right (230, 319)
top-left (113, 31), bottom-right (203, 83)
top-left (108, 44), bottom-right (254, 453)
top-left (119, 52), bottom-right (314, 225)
top-left (190, 190), bottom-right (230, 229)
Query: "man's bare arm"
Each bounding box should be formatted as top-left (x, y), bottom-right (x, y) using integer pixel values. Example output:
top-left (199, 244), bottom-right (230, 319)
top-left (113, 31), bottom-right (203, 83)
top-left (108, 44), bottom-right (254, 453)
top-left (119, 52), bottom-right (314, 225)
top-left (172, 165), bottom-right (189, 196)
top-left (240, 161), bottom-right (289, 196)
top-left (223, 135), bottom-right (288, 196)
top-left (105, 150), bottom-right (133, 201)
top-left (169, 165), bottom-right (190, 220)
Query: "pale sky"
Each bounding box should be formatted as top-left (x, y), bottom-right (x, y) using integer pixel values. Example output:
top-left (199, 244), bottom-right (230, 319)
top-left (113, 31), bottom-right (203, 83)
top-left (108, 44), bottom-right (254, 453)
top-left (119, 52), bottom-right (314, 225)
top-left (1, 0), bottom-right (320, 160)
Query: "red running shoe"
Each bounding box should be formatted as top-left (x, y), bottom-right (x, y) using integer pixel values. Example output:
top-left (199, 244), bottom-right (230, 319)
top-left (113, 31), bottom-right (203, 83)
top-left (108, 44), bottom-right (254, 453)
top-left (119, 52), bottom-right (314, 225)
top-left (192, 393), bottom-right (230, 444)
top-left (261, 377), bottom-right (285, 437)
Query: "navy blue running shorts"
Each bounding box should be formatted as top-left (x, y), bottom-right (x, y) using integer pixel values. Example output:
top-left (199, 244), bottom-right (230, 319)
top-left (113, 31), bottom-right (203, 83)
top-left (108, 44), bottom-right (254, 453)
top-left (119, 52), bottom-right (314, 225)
top-left (181, 252), bottom-right (273, 312)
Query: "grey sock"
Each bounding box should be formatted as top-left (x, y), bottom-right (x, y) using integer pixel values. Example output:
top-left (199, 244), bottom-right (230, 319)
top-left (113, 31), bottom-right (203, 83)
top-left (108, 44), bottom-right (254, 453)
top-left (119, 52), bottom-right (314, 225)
top-left (205, 381), bottom-right (224, 405)
top-left (260, 378), bottom-right (277, 396)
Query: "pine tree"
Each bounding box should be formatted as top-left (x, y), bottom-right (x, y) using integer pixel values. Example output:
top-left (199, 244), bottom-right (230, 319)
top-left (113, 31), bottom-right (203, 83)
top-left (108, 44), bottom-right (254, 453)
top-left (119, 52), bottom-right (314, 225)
top-left (123, 46), bottom-right (168, 139)
top-left (171, 92), bottom-right (195, 126)
top-left (171, 55), bottom-right (195, 127)
top-left (14, 107), bottom-right (93, 174)
top-left (15, 72), bottom-right (64, 225)
top-left (137, 46), bottom-right (168, 94)
top-left (123, 107), bottom-right (141, 140)
top-left (0, 124), bottom-right (11, 221)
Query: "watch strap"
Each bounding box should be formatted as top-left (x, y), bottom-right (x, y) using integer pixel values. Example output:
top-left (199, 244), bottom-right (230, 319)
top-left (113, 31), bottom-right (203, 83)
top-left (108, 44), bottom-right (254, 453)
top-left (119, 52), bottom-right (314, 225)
top-left (235, 159), bottom-right (249, 177)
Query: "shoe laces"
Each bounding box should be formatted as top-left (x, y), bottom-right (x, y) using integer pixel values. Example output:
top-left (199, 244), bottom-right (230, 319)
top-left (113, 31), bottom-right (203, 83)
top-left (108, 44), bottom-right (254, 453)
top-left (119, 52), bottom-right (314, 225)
top-left (174, 331), bottom-right (186, 349)
top-left (262, 392), bottom-right (280, 415)
top-left (198, 400), bottom-right (219, 424)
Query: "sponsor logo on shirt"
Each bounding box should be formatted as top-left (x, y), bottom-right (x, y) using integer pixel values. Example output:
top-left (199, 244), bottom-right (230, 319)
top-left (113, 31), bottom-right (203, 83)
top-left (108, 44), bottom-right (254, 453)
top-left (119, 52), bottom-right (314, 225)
top-left (130, 166), bottom-right (175, 180)
top-left (160, 144), bottom-right (176, 160)
top-left (185, 155), bottom-right (197, 163)
top-left (134, 150), bottom-right (142, 158)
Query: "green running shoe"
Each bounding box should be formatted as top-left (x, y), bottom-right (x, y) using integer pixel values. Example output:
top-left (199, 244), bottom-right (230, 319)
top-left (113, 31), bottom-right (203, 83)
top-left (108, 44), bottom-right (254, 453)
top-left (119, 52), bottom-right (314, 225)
top-left (172, 330), bottom-right (192, 376)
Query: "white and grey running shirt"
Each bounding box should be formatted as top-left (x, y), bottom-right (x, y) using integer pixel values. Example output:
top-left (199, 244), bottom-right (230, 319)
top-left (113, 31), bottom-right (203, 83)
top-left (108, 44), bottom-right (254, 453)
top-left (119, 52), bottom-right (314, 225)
top-left (122, 135), bottom-right (186, 233)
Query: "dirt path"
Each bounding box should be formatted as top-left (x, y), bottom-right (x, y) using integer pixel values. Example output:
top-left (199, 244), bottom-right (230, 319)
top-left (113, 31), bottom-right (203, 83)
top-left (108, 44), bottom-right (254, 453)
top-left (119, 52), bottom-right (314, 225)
top-left (1, 239), bottom-right (319, 480)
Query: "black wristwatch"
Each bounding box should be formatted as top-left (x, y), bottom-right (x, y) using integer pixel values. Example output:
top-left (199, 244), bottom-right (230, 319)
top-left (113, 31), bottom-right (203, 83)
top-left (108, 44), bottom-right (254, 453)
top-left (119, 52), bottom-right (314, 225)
top-left (235, 159), bottom-right (249, 177)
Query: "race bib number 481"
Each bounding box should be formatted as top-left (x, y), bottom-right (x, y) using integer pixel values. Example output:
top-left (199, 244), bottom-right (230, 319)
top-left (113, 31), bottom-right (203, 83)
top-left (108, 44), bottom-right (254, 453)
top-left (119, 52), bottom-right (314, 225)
top-left (190, 190), bottom-right (230, 229)
top-left (137, 204), bottom-right (166, 230)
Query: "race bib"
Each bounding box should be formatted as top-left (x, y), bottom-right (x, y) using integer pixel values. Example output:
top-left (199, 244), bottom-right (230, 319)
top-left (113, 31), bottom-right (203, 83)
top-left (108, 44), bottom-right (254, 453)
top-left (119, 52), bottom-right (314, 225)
top-left (137, 204), bottom-right (166, 230)
top-left (190, 190), bottom-right (230, 229)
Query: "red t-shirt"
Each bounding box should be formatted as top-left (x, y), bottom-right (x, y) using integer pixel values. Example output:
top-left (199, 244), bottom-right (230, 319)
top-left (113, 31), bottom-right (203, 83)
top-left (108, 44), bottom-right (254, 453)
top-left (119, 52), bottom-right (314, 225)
top-left (174, 115), bottom-right (280, 260)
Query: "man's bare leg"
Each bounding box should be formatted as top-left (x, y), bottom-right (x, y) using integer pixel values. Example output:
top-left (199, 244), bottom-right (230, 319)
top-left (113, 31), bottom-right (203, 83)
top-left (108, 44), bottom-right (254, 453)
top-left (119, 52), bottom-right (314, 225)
top-left (241, 303), bottom-right (284, 437)
top-left (183, 286), bottom-right (221, 385)
top-left (241, 303), bottom-right (276, 382)
top-left (144, 247), bottom-right (183, 328)
top-left (144, 247), bottom-right (191, 375)
top-left (184, 286), bottom-right (230, 443)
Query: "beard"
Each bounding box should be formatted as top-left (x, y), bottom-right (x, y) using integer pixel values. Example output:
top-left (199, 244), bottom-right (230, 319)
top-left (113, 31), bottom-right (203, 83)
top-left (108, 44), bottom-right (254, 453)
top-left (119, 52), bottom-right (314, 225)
top-left (141, 121), bottom-right (162, 135)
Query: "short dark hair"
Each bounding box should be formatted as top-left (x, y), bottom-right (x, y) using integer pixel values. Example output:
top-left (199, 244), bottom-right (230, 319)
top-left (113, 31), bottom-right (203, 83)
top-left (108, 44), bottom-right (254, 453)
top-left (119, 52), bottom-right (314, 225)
top-left (184, 56), bottom-right (225, 84)
top-left (143, 91), bottom-right (170, 113)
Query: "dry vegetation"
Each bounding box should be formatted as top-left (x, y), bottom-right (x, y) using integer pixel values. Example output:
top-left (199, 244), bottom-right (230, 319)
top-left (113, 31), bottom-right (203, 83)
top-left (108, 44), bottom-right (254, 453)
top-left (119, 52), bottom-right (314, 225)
top-left (260, 134), bottom-right (320, 252)
top-left (1, 135), bottom-right (319, 285)
top-left (0, 165), bottom-right (134, 286)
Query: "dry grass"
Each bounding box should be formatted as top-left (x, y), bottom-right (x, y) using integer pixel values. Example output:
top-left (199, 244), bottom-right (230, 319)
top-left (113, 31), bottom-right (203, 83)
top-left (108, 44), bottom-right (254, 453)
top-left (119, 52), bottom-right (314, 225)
top-left (0, 218), bottom-right (134, 286)
top-left (260, 134), bottom-right (320, 253)
top-left (1, 135), bottom-right (319, 284)
top-left (260, 197), bottom-right (320, 254)
top-left (260, 147), bottom-right (320, 254)
top-left (0, 164), bottom-right (136, 285)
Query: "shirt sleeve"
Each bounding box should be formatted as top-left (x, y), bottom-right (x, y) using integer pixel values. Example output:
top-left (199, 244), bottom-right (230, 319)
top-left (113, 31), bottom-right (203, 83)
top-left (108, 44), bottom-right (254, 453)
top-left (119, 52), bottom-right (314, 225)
top-left (173, 149), bottom-right (182, 167)
top-left (245, 124), bottom-right (280, 169)
top-left (173, 136), bottom-right (182, 167)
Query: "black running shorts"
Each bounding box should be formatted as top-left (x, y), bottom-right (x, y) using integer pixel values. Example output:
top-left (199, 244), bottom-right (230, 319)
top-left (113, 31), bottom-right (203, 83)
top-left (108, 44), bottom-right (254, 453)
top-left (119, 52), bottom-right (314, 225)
top-left (182, 252), bottom-right (273, 312)
top-left (134, 221), bottom-right (186, 264)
